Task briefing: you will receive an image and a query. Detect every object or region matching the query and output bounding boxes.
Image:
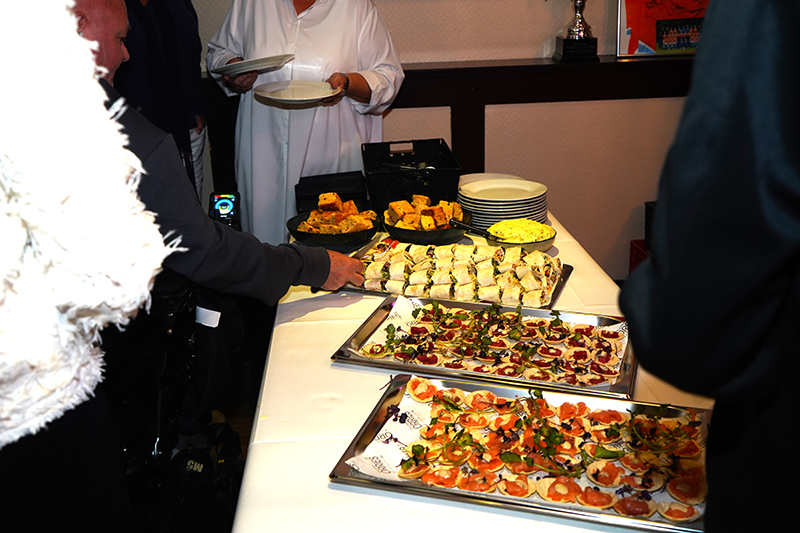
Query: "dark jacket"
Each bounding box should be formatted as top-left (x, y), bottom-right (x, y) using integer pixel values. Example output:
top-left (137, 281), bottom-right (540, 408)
top-left (619, 1), bottom-right (799, 530)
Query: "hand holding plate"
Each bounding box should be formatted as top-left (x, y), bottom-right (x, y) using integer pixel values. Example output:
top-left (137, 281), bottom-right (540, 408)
top-left (223, 58), bottom-right (258, 93)
top-left (321, 72), bottom-right (348, 105)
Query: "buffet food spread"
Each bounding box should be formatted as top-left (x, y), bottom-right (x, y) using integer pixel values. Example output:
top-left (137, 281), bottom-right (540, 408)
top-left (323, 216), bottom-right (706, 531)
top-left (332, 375), bottom-right (708, 532)
top-left (357, 238), bottom-right (565, 308)
top-left (272, 186), bottom-right (709, 531)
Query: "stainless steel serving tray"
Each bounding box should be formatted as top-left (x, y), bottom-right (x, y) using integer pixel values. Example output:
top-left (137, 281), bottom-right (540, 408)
top-left (343, 235), bottom-right (572, 310)
top-left (330, 374), bottom-right (709, 533)
top-left (332, 296), bottom-right (637, 399)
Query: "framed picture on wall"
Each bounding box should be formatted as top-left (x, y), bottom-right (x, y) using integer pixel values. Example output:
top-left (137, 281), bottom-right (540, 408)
top-left (617, 0), bottom-right (709, 58)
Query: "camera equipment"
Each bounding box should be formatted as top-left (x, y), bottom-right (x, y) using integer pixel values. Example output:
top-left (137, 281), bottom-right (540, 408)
top-left (209, 191), bottom-right (241, 231)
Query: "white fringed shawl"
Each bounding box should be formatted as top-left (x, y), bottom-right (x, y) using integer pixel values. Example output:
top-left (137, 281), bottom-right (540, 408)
top-left (0, 1), bottom-right (174, 449)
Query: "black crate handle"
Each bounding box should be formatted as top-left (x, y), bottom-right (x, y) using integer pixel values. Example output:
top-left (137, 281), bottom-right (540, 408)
top-left (387, 141), bottom-right (415, 155)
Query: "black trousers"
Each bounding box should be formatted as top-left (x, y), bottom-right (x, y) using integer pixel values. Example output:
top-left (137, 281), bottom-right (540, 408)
top-left (0, 389), bottom-right (136, 532)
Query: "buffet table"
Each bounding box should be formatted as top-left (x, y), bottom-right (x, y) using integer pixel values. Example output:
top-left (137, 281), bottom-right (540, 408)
top-left (232, 214), bottom-right (713, 533)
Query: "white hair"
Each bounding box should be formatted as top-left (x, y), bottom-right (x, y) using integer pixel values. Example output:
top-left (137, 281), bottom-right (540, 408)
top-left (0, 0), bottom-right (174, 448)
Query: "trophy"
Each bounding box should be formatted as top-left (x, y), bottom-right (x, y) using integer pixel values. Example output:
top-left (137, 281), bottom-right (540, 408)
top-left (553, 0), bottom-right (599, 63)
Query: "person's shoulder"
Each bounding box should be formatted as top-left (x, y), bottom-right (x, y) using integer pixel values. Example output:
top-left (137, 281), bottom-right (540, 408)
top-left (346, 0), bottom-right (376, 8)
top-left (99, 80), bottom-right (171, 157)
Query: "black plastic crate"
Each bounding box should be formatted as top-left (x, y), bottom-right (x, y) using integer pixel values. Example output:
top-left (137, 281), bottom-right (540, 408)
top-left (361, 139), bottom-right (461, 217)
top-left (294, 171), bottom-right (369, 213)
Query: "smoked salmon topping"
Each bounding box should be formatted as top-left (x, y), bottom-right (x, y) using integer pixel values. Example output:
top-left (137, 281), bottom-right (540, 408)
top-left (588, 461), bottom-right (625, 487)
top-left (677, 459), bottom-right (705, 477)
top-left (489, 413), bottom-right (521, 432)
top-left (467, 451), bottom-right (505, 473)
top-left (539, 476), bottom-right (582, 503)
top-left (497, 475), bottom-right (533, 497)
top-left (658, 502), bottom-right (699, 522)
top-left (493, 398), bottom-right (523, 415)
top-left (621, 471), bottom-right (664, 491)
top-left (557, 401), bottom-right (589, 420)
top-left (419, 422), bottom-right (450, 440)
top-left (457, 472), bottom-right (498, 493)
top-left (560, 417), bottom-right (588, 437)
top-left (421, 466), bottom-right (461, 488)
top-left (620, 453), bottom-right (656, 473)
top-left (429, 405), bottom-right (457, 424)
top-left (397, 461), bottom-right (430, 479)
top-left (465, 391), bottom-right (498, 412)
top-left (431, 388), bottom-right (464, 407)
top-left (458, 412), bottom-right (490, 429)
top-left (672, 439), bottom-right (701, 458)
top-left (577, 486), bottom-right (616, 509)
top-left (667, 475), bottom-right (707, 505)
top-left (503, 453), bottom-right (539, 474)
top-left (526, 397), bottom-right (555, 418)
top-left (589, 409), bottom-right (626, 426)
top-left (408, 377), bottom-right (438, 402)
top-left (614, 495), bottom-right (654, 517)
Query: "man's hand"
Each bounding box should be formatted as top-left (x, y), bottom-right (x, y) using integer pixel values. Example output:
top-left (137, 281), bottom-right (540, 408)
top-left (321, 250), bottom-right (364, 290)
top-left (321, 72), bottom-right (348, 105)
top-left (223, 58), bottom-right (258, 93)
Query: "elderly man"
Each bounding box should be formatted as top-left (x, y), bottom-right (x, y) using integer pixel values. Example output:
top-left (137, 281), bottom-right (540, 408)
top-left (73, 0), bottom-right (365, 302)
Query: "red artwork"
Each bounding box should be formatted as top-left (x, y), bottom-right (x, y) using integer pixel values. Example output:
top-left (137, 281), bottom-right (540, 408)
top-left (623, 0), bottom-right (708, 55)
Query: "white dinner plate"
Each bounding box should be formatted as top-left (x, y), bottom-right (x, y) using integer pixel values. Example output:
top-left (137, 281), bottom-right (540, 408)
top-left (254, 80), bottom-right (341, 103)
top-left (468, 205), bottom-right (548, 216)
top-left (459, 178), bottom-right (548, 202)
top-left (459, 173), bottom-right (527, 185)
top-left (210, 54), bottom-right (295, 77)
top-left (470, 214), bottom-right (548, 225)
top-left (457, 196), bottom-right (548, 209)
top-left (470, 209), bottom-right (547, 220)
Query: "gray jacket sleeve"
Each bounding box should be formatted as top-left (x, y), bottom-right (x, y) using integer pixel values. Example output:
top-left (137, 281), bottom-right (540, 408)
top-left (106, 81), bottom-right (330, 305)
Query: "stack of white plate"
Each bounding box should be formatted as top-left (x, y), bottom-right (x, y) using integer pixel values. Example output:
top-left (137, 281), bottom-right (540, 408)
top-left (457, 174), bottom-right (548, 230)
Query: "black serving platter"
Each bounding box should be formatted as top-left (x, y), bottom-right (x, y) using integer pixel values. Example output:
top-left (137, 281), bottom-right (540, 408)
top-left (287, 212), bottom-right (379, 254)
top-left (383, 210), bottom-right (473, 246)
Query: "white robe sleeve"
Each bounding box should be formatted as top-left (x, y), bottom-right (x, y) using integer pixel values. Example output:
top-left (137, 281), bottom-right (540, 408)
top-left (352, 0), bottom-right (404, 115)
top-left (206, 0), bottom-right (248, 97)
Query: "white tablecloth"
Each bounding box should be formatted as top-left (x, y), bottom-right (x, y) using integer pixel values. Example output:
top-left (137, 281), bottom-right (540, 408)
top-left (233, 214), bottom-right (713, 532)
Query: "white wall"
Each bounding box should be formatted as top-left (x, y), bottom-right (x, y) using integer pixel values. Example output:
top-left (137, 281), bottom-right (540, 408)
top-left (193, 0), bottom-right (683, 280)
top-left (196, 0), bottom-right (622, 65)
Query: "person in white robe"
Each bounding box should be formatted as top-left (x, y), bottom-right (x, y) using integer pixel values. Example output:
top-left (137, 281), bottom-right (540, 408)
top-left (207, 0), bottom-right (404, 244)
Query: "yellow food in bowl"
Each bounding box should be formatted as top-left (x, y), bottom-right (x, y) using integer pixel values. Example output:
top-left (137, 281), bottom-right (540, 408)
top-left (488, 219), bottom-right (555, 243)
